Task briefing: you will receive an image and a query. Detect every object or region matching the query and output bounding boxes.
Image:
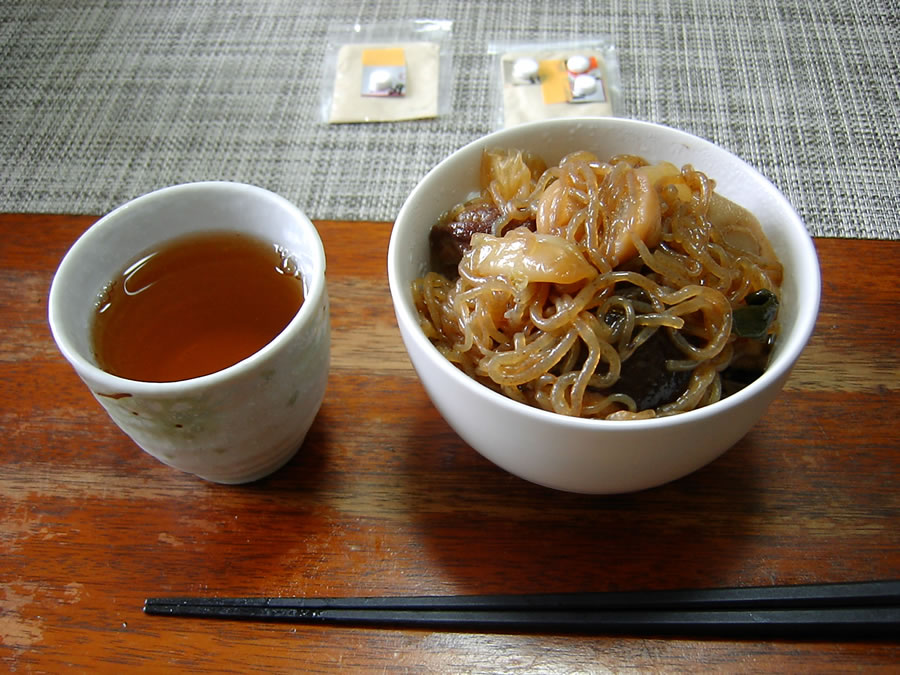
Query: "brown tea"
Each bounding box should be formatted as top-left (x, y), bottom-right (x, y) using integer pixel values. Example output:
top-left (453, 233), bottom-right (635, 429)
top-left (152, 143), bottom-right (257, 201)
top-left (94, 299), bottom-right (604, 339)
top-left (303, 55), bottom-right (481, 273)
top-left (92, 230), bottom-right (304, 382)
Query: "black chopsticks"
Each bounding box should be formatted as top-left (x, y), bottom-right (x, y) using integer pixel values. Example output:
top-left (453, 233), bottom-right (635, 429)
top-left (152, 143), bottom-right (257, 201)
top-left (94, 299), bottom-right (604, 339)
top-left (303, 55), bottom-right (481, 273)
top-left (144, 580), bottom-right (900, 637)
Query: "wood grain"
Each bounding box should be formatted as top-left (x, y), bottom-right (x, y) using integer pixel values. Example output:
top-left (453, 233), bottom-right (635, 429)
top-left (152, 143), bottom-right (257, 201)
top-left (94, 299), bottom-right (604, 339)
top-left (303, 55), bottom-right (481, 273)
top-left (1, 214), bottom-right (898, 672)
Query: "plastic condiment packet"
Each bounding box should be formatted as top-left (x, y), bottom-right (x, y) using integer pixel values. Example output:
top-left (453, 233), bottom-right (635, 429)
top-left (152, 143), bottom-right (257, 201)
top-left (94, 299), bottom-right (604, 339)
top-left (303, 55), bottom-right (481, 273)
top-left (321, 20), bottom-right (453, 124)
top-left (488, 38), bottom-right (622, 129)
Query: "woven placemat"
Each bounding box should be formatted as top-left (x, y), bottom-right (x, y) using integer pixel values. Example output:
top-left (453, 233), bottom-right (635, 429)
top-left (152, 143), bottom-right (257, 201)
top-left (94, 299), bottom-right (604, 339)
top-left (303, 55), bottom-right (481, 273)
top-left (1, 0), bottom-right (897, 238)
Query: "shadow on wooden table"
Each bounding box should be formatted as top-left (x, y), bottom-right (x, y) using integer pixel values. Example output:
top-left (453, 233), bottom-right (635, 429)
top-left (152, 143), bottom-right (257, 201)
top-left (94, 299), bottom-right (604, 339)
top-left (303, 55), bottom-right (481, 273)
top-left (381, 402), bottom-right (772, 596)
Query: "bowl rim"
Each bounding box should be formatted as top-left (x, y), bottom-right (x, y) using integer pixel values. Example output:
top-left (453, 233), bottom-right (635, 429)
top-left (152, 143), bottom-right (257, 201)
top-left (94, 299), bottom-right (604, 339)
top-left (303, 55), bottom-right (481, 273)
top-left (388, 117), bottom-right (821, 430)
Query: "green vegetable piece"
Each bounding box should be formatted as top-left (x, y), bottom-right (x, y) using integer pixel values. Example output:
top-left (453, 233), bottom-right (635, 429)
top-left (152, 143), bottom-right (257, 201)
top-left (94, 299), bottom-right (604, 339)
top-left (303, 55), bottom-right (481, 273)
top-left (732, 289), bottom-right (779, 340)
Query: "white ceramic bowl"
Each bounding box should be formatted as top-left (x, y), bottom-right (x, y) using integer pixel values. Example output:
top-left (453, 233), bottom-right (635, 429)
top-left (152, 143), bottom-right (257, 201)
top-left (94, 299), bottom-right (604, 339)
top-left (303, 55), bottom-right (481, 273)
top-left (388, 118), bottom-right (820, 494)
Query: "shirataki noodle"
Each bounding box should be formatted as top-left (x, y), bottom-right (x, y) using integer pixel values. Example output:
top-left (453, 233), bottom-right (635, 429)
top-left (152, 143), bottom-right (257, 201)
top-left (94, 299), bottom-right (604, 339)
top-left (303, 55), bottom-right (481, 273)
top-left (413, 149), bottom-right (783, 420)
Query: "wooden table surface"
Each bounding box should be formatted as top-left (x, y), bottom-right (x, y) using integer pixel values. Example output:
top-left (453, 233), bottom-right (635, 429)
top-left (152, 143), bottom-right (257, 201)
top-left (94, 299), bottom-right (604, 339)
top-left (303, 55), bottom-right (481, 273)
top-left (2, 213), bottom-right (898, 672)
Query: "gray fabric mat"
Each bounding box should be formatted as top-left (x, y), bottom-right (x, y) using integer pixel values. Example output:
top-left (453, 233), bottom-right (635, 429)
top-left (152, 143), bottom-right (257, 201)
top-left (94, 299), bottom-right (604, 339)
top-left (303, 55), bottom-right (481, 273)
top-left (1, 0), bottom-right (897, 239)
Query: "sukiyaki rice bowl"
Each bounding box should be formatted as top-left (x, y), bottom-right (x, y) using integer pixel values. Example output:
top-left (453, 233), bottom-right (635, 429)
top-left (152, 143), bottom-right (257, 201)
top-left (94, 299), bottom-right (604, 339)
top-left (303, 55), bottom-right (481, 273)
top-left (387, 117), bottom-right (820, 494)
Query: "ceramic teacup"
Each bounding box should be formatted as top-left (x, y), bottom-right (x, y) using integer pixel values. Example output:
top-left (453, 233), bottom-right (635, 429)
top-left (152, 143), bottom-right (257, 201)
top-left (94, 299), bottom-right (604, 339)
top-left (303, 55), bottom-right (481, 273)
top-left (48, 182), bottom-right (330, 484)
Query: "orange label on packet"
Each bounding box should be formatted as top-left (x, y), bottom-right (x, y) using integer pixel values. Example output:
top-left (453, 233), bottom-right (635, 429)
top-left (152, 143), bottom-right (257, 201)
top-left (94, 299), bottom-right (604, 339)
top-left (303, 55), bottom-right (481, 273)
top-left (540, 57), bottom-right (605, 104)
top-left (539, 59), bottom-right (570, 104)
top-left (360, 48), bottom-right (407, 97)
top-left (361, 47), bottom-right (406, 67)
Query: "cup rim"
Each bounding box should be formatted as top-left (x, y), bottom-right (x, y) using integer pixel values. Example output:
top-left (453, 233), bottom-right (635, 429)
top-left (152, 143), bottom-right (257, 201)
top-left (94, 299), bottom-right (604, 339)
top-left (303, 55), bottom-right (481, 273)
top-left (48, 181), bottom-right (327, 396)
top-left (387, 117), bottom-right (821, 430)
